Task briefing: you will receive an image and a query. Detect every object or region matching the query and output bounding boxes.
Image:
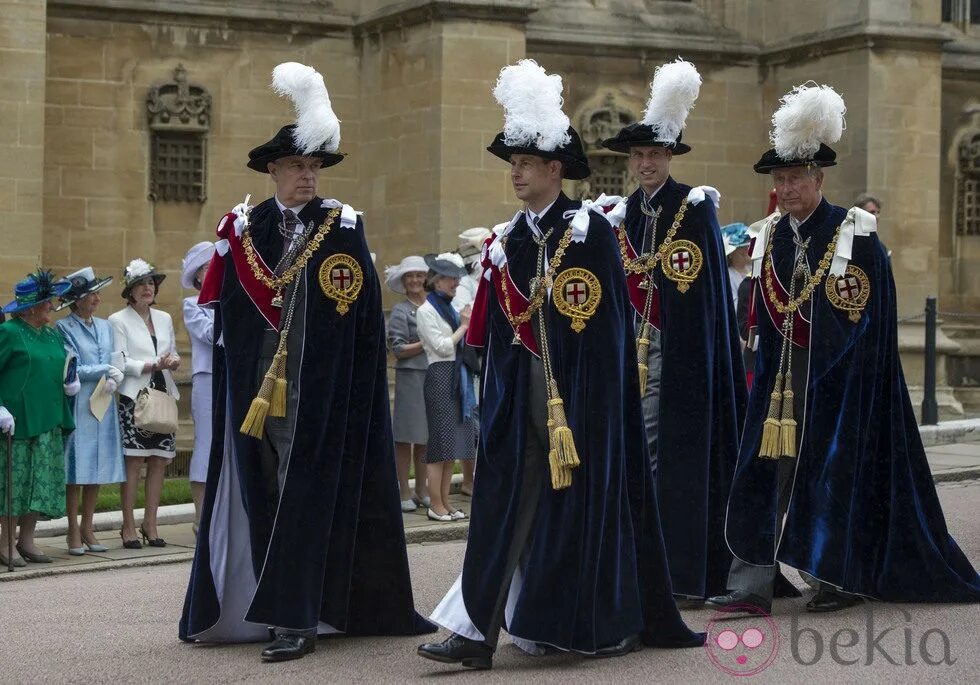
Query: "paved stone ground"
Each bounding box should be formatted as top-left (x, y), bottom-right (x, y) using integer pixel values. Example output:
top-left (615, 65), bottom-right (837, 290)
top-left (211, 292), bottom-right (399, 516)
top-left (0, 480), bottom-right (977, 683)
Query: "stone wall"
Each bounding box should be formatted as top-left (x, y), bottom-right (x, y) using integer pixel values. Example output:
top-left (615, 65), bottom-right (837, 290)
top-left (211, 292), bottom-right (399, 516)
top-left (42, 13), bottom-right (360, 345)
top-left (0, 0), bottom-right (47, 297)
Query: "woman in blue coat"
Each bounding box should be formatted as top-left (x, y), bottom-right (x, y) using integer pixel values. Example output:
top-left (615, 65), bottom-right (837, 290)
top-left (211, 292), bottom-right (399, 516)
top-left (56, 268), bottom-right (125, 556)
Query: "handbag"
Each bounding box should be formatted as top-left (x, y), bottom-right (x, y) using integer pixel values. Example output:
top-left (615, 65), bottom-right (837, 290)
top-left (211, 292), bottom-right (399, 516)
top-left (133, 386), bottom-right (178, 434)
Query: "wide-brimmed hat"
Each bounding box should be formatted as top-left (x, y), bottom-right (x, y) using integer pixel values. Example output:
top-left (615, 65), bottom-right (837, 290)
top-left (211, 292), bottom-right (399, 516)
top-left (121, 258), bottom-right (166, 299)
top-left (247, 63), bottom-right (345, 173)
top-left (181, 241), bottom-right (216, 289)
top-left (721, 223), bottom-right (752, 257)
top-left (54, 267), bottom-right (114, 312)
top-left (486, 126), bottom-right (591, 180)
top-left (384, 255), bottom-right (428, 294)
top-left (601, 123), bottom-right (691, 155)
top-left (753, 143), bottom-right (837, 174)
top-left (457, 227), bottom-right (492, 266)
top-left (601, 59), bottom-right (701, 156)
top-left (754, 83), bottom-right (845, 174)
top-left (247, 124), bottom-right (345, 173)
top-left (2, 270), bottom-right (71, 315)
top-left (424, 252), bottom-right (468, 279)
top-left (487, 60), bottom-right (591, 181)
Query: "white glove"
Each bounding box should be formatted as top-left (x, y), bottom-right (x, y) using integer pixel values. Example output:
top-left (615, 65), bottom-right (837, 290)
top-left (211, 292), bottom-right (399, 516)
top-left (0, 407), bottom-right (14, 435)
top-left (106, 366), bottom-right (124, 385)
top-left (104, 378), bottom-right (118, 394)
top-left (64, 378), bottom-right (81, 397)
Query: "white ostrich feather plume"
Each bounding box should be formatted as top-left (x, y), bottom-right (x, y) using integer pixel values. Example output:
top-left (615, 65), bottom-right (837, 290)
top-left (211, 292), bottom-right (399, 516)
top-left (272, 62), bottom-right (341, 154)
top-left (771, 82), bottom-right (846, 161)
top-left (492, 59), bottom-right (570, 152)
top-left (642, 58), bottom-right (701, 143)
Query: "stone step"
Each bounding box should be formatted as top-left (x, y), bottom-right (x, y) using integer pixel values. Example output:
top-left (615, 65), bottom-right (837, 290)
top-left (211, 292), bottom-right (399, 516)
top-left (952, 386), bottom-right (980, 415)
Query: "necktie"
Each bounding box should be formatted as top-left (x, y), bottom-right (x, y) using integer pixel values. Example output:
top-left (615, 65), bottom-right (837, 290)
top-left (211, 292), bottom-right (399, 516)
top-left (277, 209), bottom-right (304, 276)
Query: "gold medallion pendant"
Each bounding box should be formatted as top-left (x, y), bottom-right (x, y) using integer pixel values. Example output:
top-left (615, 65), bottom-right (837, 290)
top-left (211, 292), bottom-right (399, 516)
top-left (661, 240), bottom-right (703, 293)
top-left (553, 267), bottom-right (601, 333)
top-left (318, 254), bottom-right (363, 315)
top-left (825, 264), bottom-right (870, 323)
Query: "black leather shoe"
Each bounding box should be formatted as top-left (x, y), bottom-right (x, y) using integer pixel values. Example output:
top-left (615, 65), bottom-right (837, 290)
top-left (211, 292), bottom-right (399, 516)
top-left (774, 570), bottom-right (803, 598)
top-left (706, 590), bottom-right (771, 614)
top-left (260, 634), bottom-right (316, 662)
top-left (586, 633), bottom-right (643, 659)
top-left (805, 590), bottom-right (861, 613)
top-left (417, 633), bottom-right (493, 670)
top-left (674, 597), bottom-right (705, 610)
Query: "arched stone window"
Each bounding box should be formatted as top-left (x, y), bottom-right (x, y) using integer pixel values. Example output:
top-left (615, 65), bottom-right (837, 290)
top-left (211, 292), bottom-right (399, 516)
top-left (956, 116), bottom-right (980, 236)
top-left (146, 64), bottom-right (211, 203)
top-left (576, 93), bottom-right (637, 198)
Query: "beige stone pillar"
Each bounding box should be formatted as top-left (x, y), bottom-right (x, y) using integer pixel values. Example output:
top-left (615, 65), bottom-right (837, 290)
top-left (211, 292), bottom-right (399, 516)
top-left (0, 0), bottom-right (46, 295)
top-left (356, 8), bottom-right (529, 307)
top-left (866, 47), bottom-right (963, 418)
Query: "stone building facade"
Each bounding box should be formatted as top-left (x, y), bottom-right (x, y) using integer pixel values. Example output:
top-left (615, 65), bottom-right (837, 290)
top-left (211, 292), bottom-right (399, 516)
top-left (1, 0), bottom-right (979, 415)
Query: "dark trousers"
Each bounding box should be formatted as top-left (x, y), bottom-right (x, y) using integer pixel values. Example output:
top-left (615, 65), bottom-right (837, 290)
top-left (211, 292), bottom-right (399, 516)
top-left (480, 354), bottom-right (550, 648)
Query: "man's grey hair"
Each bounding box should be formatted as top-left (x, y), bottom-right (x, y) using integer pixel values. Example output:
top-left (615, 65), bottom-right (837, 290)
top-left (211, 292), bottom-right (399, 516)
top-left (855, 193), bottom-right (881, 210)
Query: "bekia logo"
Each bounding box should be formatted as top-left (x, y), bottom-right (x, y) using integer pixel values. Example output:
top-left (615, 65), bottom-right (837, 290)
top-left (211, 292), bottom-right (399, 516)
top-left (704, 604), bottom-right (779, 676)
top-left (704, 603), bottom-right (957, 676)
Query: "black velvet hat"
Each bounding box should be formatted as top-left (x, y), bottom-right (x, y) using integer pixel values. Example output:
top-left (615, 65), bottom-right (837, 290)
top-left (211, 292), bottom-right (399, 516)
top-left (752, 143), bottom-right (837, 174)
top-left (247, 124), bottom-right (346, 173)
top-left (600, 123), bottom-right (691, 155)
top-left (486, 126), bottom-right (591, 180)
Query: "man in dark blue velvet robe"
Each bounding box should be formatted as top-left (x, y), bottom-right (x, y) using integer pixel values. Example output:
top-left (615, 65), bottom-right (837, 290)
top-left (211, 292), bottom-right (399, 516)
top-left (600, 119), bottom-right (747, 606)
top-left (418, 60), bottom-right (702, 671)
top-left (709, 84), bottom-right (980, 614)
top-left (179, 121), bottom-right (434, 661)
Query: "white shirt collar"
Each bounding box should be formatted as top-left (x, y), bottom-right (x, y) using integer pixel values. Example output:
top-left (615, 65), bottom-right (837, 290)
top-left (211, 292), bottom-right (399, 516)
top-left (274, 196), bottom-right (308, 216)
top-left (788, 202), bottom-right (820, 234)
top-left (525, 197), bottom-right (558, 236)
top-left (642, 181), bottom-right (666, 207)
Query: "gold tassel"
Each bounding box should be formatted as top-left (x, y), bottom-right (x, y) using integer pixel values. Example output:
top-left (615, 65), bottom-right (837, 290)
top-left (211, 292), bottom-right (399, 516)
top-left (758, 372), bottom-right (784, 459)
top-left (548, 448), bottom-right (572, 490)
top-left (547, 380), bottom-right (580, 469)
top-left (779, 371), bottom-right (797, 458)
top-left (240, 371), bottom-right (275, 439)
top-left (269, 351), bottom-right (288, 418)
top-left (636, 322), bottom-right (651, 396)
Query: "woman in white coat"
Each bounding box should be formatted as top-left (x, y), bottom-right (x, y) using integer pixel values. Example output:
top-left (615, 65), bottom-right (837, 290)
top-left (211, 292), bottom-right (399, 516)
top-left (108, 258), bottom-right (180, 549)
top-left (181, 242), bottom-right (215, 534)
top-left (416, 253), bottom-right (476, 522)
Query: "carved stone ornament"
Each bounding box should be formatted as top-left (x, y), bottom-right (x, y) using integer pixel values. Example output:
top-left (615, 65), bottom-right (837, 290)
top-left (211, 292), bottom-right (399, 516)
top-left (146, 64), bottom-right (212, 132)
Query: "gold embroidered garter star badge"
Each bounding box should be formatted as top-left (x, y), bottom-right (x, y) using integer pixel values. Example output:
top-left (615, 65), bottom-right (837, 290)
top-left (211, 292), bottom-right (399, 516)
top-left (553, 268), bottom-right (601, 333)
top-left (825, 264), bottom-right (870, 323)
top-left (662, 240), bottom-right (703, 293)
top-left (318, 254), bottom-right (363, 315)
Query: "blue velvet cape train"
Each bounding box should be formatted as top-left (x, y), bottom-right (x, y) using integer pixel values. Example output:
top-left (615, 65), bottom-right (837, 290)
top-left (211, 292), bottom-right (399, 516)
top-left (726, 198), bottom-right (980, 602)
top-left (180, 197), bottom-right (435, 640)
top-left (620, 178), bottom-right (746, 599)
top-left (459, 192), bottom-right (703, 651)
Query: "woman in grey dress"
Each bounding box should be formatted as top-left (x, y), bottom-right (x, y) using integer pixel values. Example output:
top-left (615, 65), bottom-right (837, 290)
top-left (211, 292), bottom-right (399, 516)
top-left (385, 256), bottom-right (430, 512)
top-left (416, 253), bottom-right (476, 522)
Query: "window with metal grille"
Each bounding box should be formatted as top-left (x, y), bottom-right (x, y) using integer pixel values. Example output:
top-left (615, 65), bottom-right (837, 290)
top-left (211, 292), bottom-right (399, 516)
top-left (150, 132), bottom-right (207, 202)
top-left (956, 132), bottom-right (980, 236)
top-left (146, 64), bottom-right (211, 203)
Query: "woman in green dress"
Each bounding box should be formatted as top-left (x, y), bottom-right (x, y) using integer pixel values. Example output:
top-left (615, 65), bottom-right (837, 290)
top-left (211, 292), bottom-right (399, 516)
top-left (0, 271), bottom-right (78, 567)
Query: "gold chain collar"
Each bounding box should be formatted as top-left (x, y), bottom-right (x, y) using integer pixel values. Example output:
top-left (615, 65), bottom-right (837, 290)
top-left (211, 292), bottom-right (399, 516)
top-left (241, 207), bottom-right (341, 294)
top-left (499, 219), bottom-right (575, 329)
top-left (763, 221), bottom-right (841, 314)
top-left (618, 199), bottom-right (689, 275)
